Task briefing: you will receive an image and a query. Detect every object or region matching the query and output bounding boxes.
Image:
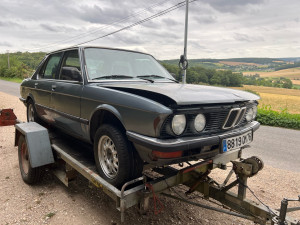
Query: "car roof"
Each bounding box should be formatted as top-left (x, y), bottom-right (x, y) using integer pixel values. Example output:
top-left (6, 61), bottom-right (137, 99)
top-left (47, 46), bottom-right (151, 57)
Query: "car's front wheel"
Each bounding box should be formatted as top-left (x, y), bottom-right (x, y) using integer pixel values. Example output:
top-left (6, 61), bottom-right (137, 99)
top-left (94, 124), bottom-right (142, 187)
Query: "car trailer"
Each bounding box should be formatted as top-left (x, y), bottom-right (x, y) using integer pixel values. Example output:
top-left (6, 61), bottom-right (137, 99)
top-left (1, 108), bottom-right (300, 224)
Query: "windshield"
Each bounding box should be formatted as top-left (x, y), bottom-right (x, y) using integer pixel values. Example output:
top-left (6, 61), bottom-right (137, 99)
top-left (84, 48), bottom-right (175, 81)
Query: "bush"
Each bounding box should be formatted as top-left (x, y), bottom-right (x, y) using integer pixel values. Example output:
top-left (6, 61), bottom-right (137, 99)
top-left (257, 105), bottom-right (300, 130)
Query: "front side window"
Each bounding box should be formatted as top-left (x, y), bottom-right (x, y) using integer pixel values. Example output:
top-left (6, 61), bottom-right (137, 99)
top-left (59, 50), bottom-right (81, 81)
top-left (84, 48), bottom-right (174, 81)
top-left (40, 53), bottom-right (62, 79)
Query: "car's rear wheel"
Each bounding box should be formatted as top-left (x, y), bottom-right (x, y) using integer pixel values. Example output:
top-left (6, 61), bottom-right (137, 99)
top-left (18, 135), bottom-right (44, 184)
top-left (94, 124), bottom-right (143, 187)
top-left (26, 99), bottom-right (40, 123)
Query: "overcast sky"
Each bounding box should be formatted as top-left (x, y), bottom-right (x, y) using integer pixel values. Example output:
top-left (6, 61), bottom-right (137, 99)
top-left (0, 0), bottom-right (299, 59)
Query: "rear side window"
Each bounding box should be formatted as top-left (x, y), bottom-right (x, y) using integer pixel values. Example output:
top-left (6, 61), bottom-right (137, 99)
top-left (39, 53), bottom-right (62, 79)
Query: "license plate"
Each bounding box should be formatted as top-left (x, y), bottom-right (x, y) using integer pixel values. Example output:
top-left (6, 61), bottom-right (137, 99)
top-left (222, 131), bottom-right (252, 152)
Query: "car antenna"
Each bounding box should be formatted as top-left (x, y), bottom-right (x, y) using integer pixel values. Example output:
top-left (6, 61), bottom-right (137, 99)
top-left (178, 0), bottom-right (189, 84)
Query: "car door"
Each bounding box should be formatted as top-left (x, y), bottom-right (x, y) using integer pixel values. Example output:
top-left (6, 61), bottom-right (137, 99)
top-left (50, 49), bottom-right (84, 138)
top-left (33, 52), bottom-right (63, 123)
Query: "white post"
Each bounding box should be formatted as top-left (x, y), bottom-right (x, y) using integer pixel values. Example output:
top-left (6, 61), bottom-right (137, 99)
top-left (7, 50), bottom-right (10, 69)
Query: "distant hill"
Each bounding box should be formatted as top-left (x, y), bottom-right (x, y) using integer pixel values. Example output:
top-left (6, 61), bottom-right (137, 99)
top-left (161, 57), bottom-right (300, 72)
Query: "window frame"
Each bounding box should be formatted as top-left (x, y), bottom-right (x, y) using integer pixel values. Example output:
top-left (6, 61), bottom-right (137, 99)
top-left (58, 49), bottom-right (83, 83)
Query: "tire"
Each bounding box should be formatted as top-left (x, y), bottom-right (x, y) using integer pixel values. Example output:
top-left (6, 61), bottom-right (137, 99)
top-left (18, 135), bottom-right (44, 184)
top-left (26, 99), bottom-right (40, 123)
top-left (94, 124), bottom-right (143, 187)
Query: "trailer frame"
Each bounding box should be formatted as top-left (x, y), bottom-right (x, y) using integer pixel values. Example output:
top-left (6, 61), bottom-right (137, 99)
top-left (1, 111), bottom-right (298, 224)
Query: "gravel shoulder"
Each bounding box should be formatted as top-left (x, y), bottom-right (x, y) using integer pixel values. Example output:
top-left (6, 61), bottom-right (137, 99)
top-left (0, 91), bottom-right (299, 225)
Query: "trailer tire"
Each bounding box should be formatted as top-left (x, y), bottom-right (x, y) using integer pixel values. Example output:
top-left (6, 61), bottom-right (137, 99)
top-left (18, 135), bottom-right (44, 184)
top-left (26, 99), bottom-right (41, 123)
top-left (94, 124), bottom-right (142, 187)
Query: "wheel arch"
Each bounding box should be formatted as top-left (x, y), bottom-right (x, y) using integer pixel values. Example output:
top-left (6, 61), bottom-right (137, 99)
top-left (89, 104), bottom-right (126, 143)
top-left (25, 93), bottom-right (35, 104)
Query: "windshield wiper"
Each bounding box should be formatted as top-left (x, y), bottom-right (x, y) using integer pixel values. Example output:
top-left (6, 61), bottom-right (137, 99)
top-left (92, 75), bottom-right (134, 80)
top-left (137, 75), bottom-right (178, 83)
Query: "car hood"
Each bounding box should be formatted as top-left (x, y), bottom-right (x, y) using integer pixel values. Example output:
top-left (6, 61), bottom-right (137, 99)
top-left (100, 83), bottom-right (259, 105)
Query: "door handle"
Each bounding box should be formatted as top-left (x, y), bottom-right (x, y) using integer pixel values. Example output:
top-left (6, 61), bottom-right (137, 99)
top-left (34, 83), bottom-right (38, 88)
top-left (52, 85), bottom-right (56, 91)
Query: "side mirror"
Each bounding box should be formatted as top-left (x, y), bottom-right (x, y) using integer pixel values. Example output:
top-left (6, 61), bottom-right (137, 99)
top-left (61, 67), bottom-right (82, 82)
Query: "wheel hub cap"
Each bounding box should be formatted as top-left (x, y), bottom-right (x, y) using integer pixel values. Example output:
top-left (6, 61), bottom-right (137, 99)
top-left (98, 136), bottom-right (119, 179)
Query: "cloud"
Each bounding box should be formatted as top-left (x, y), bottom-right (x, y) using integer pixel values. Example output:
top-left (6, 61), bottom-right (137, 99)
top-left (78, 4), bottom-right (131, 24)
top-left (0, 20), bottom-right (23, 28)
top-left (234, 33), bottom-right (265, 42)
top-left (162, 18), bottom-right (180, 26)
top-left (40, 23), bottom-right (78, 33)
top-left (193, 15), bottom-right (217, 24)
top-left (0, 0), bottom-right (299, 59)
top-left (110, 32), bottom-right (145, 45)
top-left (199, 0), bottom-right (265, 13)
top-left (0, 41), bottom-right (13, 47)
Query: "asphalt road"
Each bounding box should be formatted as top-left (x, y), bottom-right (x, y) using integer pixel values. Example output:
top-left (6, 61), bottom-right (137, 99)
top-left (0, 79), bottom-right (20, 97)
top-left (244, 125), bottom-right (300, 172)
top-left (0, 79), bottom-right (299, 172)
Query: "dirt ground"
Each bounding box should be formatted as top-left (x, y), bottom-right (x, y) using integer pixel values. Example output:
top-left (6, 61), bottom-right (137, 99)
top-left (0, 91), bottom-right (299, 225)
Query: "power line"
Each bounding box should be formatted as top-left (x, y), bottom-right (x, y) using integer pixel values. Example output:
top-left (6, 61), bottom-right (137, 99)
top-left (28, 0), bottom-right (176, 52)
top-left (73, 0), bottom-right (196, 47)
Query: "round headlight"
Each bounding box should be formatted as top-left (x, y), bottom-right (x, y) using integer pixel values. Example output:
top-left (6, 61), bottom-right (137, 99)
top-left (246, 108), bottom-right (254, 121)
top-left (172, 115), bottom-right (186, 135)
top-left (194, 114), bottom-right (206, 132)
top-left (252, 106), bottom-right (257, 119)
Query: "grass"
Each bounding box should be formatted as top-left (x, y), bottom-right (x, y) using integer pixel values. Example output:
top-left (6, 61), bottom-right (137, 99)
top-left (243, 67), bottom-right (300, 80)
top-left (45, 212), bottom-right (56, 218)
top-left (293, 84), bottom-right (300, 89)
top-left (238, 85), bottom-right (300, 96)
top-left (0, 77), bottom-right (23, 83)
top-left (219, 61), bottom-right (262, 67)
top-left (235, 85), bottom-right (300, 114)
top-left (259, 93), bottom-right (300, 114)
top-left (292, 80), bottom-right (300, 85)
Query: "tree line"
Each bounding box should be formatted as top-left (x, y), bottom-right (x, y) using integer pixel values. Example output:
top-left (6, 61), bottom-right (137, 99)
top-left (243, 74), bottom-right (293, 89)
top-left (0, 52), bottom-right (45, 78)
top-left (161, 62), bottom-right (244, 87)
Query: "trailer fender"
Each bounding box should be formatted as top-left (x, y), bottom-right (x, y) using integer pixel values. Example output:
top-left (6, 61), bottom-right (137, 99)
top-left (15, 122), bottom-right (54, 168)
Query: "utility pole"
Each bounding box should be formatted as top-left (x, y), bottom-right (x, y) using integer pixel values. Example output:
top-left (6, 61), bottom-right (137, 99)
top-left (179, 0), bottom-right (189, 84)
top-left (7, 50), bottom-right (10, 69)
top-left (183, 0), bottom-right (189, 84)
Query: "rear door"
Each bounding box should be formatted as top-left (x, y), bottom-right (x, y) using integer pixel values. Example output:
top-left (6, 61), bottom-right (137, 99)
top-left (33, 52), bottom-right (63, 123)
top-left (50, 49), bottom-right (84, 138)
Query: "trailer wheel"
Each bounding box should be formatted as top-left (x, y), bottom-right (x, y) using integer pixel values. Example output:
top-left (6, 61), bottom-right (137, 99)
top-left (18, 135), bottom-right (43, 184)
top-left (94, 124), bottom-right (142, 187)
top-left (26, 99), bottom-right (40, 123)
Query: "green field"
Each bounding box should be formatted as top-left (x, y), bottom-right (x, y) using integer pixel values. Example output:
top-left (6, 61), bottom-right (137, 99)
top-left (0, 77), bottom-right (23, 83)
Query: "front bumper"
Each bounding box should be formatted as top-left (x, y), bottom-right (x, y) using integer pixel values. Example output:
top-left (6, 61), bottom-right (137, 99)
top-left (19, 97), bottom-right (26, 105)
top-left (127, 121), bottom-right (260, 165)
